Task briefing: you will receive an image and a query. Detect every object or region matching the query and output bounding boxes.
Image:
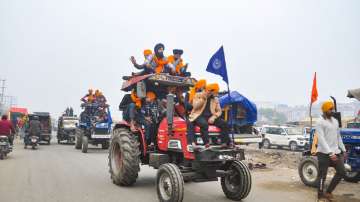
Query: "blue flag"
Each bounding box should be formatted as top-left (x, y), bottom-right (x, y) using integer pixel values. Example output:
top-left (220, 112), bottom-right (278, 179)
top-left (206, 46), bottom-right (228, 84)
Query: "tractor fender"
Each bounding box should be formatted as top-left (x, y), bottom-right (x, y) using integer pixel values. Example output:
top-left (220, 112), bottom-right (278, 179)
top-left (113, 121), bottom-right (147, 157)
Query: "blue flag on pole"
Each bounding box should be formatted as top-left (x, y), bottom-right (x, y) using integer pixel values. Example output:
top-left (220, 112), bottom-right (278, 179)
top-left (206, 46), bottom-right (228, 84)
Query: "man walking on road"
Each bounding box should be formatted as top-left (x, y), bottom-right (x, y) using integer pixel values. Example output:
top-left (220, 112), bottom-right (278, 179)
top-left (0, 115), bottom-right (16, 146)
top-left (316, 100), bottom-right (346, 201)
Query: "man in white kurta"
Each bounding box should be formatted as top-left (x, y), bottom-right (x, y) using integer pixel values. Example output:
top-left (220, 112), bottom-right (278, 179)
top-left (316, 100), bottom-right (346, 201)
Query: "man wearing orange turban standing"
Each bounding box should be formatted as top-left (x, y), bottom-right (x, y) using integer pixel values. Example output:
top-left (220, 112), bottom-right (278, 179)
top-left (316, 100), bottom-right (346, 201)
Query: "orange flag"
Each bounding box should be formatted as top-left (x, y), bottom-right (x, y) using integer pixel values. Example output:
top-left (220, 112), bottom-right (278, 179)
top-left (311, 72), bottom-right (318, 104)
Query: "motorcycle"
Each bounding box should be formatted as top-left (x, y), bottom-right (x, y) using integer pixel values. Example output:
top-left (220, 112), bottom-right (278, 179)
top-left (0, 135), bottom-right (12, 159)
top-left (25, 135), bottom-right (39, 150)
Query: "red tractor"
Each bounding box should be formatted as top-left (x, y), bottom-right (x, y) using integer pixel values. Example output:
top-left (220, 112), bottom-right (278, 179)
top-left (108, 74), bottom-right (252, 202)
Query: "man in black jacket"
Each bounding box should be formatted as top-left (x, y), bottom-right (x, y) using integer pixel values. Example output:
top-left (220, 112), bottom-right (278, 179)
top-left (25, 116), bottom-right (42, 148)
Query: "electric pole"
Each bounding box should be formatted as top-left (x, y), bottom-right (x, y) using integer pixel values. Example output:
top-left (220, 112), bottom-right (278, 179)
top-left (0, 79), bottom-right (5, 105)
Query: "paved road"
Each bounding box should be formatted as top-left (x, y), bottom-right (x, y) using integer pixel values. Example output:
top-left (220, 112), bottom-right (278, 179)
top-left (0, 137), bottom-right (359, 202)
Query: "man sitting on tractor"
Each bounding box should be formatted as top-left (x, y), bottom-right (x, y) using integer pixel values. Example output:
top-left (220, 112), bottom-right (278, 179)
top-left (185, 79), bottom-right (207, 145)
top-left (81, 89), bottom-right (95, 103)
top-left (130, 49), bottom-right (156, 76)
top-left (153, 43), bottom-right (170, 74)
top-left (140, 91), bottom-right (160, 148)
top-left (167, 49), bottom-right (190, 77)
top-left (95, 90), bottom-right (108, 107)
top-left (188, 83), bottom-right (231, 148)
top-left (125, 89), bottom-right (142, 132)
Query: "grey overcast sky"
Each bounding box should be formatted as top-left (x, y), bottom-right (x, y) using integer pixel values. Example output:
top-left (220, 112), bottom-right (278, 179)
top-left (1, 0), bottom-right (359, 118)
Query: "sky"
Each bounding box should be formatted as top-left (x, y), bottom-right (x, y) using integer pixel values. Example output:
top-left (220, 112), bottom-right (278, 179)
top-left (1, 0), bottom-right (359, 118)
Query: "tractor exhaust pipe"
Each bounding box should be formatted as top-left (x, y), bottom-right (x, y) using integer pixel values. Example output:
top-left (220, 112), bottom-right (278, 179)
top-left (330, 96), bottom-right (342, 127)
top-left (166, 94), bottom-right (175, 136)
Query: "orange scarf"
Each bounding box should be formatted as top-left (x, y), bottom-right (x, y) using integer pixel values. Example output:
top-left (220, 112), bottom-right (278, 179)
top-left (130, 90), bottom-right (142, 108)
top-left (153, 56), bottom-right (168, 73)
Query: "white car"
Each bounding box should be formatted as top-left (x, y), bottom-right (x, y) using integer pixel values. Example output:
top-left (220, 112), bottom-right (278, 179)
top-left (261, 125), bottom-right (307, 151)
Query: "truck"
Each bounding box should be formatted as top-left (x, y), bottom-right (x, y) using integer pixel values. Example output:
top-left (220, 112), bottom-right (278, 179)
top-left (57, 115), bottom-right (79, 144)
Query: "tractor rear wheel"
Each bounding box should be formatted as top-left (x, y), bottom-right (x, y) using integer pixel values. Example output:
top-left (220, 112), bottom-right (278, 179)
top-left (221, 160), bottom-right (252, 201)
top-left (156, 163), bottom-right (184, 202)
top-left (108, 128), bottom-right (140, 186)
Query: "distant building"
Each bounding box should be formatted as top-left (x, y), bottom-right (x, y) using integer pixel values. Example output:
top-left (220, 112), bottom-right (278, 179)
top-left (256, 101), bottom-right (360, 125)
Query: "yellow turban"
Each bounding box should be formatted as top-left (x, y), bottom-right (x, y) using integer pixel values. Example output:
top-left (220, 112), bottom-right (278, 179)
top-left (194, 79), bottom-right (207, 90)
top-left (206, 83), bottom-right (220, 95)
top-left (321, 100), bottom-right (334, 113)
top-left (143, 49), bottom-right (153, 56)
top-left (146, 91), bottom-right (156, 101)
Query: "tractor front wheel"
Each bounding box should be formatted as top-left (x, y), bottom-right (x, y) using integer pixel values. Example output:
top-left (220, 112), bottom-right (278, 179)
top-left (221, 160), bottom-right (252, 201)
top-left (298, 156), bottom-right (319, 187)
top-left (156, 163), bottom-right (184, 202)
top-left (344, 171), bottom-right (360, 183)
top-left (81, 136), bottom-right (88, 153)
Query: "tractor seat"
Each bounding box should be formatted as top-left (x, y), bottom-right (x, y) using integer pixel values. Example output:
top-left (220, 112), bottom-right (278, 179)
top-left (194, 125), bottom-right (221, 134)
top-left (193, 125), bottom-right (224, 146)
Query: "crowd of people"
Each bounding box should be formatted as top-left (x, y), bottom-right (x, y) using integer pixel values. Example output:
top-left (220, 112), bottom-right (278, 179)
top-left (130, 43), bottom-right (191, 77)
top-left (123, 43), bottom-right (231, 149)
top-left (125, 80), bottom-right (231, 149)
top-left (63, 107), bottom-right (74, 117)
top-left (80, 89), bottom-right (109, 123)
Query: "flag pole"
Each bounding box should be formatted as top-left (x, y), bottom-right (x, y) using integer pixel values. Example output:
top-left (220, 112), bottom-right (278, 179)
top-left (227, 85), bottom-right (235, 145)
top-left (309, 101), bottom-right (313, 129)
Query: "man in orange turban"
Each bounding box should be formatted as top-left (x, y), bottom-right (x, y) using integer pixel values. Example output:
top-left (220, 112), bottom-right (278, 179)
top-left (188, 83), bottom-right (230, 148)
top-left (185, 79), bottom-right (208, 146)
top-left (126, 90), bottom-right (143, 132)
top-left (81, 89), bottom-right (95, 103)
top-left (130, 49), bottom-right (156, 76)
top-left (316, 100), bottom-right (346, 201)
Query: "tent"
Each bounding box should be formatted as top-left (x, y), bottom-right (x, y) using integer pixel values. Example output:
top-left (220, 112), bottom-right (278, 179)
top-left (219, 91), bottom-right (257, 126)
